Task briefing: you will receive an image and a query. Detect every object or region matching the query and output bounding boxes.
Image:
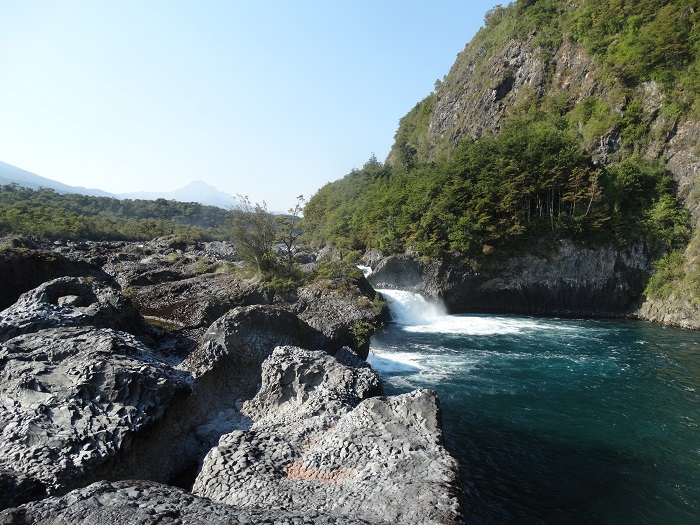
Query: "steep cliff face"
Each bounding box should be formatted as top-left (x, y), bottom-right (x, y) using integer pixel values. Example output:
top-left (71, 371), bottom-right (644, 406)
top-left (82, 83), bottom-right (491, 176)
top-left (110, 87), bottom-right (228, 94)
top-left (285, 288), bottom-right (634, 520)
top-left (368, 241), bottom-right (651, 318)
top-left (400, 30), bottom-right (699, 185)
top-left (428, 34), bottom-right (551, 147)
top-left (383, 2), bottom-right (700, 325)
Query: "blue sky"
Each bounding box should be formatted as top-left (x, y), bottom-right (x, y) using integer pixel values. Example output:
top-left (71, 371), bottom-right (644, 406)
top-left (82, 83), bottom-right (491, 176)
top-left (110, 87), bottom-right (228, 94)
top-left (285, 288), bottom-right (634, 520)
top-left (0, 1), bottom-right (502, 210)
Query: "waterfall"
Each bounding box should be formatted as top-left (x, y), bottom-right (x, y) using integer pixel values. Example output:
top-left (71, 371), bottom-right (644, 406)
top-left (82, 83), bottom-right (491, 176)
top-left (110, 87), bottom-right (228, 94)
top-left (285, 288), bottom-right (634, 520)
top-left (357, 265), bottom-right (373, 277)
top-left (377, 289), bottom-right (446, 326)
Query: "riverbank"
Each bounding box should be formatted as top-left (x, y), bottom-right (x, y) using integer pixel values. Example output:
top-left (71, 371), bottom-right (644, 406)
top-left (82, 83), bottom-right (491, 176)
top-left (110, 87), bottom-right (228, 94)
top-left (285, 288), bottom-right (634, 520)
top-left (0, 238), bottom-right (463, 525)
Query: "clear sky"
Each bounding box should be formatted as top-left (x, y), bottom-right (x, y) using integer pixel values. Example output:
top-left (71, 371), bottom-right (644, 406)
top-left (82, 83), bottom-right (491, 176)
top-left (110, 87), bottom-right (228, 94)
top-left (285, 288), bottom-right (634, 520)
top-left (0, 1), bottom-right (502, 210)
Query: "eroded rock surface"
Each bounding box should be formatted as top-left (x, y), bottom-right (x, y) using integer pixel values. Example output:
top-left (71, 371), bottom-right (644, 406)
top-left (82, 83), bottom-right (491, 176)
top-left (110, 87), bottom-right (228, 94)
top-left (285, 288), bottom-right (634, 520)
top-left (180, 305), bottom-right (324, 382)
top-left (0, 247), bottom-right (108, 311)
top-left (369, 241), bottom-right (651, 317)
top-left (0, 480), bottom-right (376, 525)
top-left (96, 306), bottom-right (329, 488)
top-left (0, 327), bottom-right (191, 503)
top-left (291, 278), bottom-right (389, 359)
top-left (0, 248), bottom-right (462, 524)
top-left (49, 238), bottom-right (235, 290)
top-left (193, 346), bottom-right (462, 525)
top-left (0, 277), bottom-right (150, 342)
top-left (127, 273), bottom-right (264, 329)
top-left (242, 346), bottom-right (382, 441)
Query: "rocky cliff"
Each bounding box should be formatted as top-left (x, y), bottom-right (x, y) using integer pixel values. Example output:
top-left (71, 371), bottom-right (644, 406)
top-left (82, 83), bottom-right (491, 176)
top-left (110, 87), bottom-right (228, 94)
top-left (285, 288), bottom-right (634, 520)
top-left (380, 2), bottom-right (700, 326)
top-left (367, 240), bottom-right (651, 317)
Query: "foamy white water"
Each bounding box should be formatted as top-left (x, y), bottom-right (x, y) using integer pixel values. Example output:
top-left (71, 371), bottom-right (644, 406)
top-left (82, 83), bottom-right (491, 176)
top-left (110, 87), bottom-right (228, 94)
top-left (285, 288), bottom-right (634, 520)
top-left (376, 289), bottom-right (446, 325)
top-left (357, 265), bottom-right (373, 277)
top-left (367, 352), bottom-right (422, 374)
top-left (368, 305), bottom-right (700, 524)
top-left (371, 289), bottom-right (583, 382)
top-left (377, 288), bottom-right (572, 335)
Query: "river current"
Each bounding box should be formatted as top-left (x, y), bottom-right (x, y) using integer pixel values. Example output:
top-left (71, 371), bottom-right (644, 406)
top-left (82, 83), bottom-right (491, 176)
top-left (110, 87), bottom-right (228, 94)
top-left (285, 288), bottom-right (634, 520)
top-left (368, 289), bottom-right (700, 524)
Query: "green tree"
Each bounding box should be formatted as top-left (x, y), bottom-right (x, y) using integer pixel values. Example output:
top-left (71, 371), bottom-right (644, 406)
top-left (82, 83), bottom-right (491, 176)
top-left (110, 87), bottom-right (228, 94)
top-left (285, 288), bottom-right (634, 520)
top-left (276, 195), bottom-right (305, 268)
top-left (228, 195), bottom-right (277, 276)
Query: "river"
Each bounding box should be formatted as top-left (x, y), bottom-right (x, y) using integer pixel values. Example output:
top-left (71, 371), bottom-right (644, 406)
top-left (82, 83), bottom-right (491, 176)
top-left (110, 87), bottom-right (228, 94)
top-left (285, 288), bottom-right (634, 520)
top-left (368, 289), bottom-right (700, 524)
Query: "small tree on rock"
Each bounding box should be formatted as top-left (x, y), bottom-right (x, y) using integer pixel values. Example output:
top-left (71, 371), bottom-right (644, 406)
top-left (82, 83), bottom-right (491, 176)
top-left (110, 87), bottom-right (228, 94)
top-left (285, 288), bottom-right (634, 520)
top-left (276, 195), bottom-right (305, 268)
top-left (228, 195), bottom-right (277, 276)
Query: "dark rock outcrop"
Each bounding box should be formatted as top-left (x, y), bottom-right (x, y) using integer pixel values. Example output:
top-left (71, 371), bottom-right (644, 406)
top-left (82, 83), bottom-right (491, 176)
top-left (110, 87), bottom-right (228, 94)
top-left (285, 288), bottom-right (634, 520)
top-left (386, 17), bottom-right (700, 328)
top-left (637, 294), bottom-right (700, 330)
top-left (193, 346), bottom-right (461, 525)
top-left (0, 327), bottom-right (191, 502)
top-left (0, 246), bottom-right (462, 524)
top-left (368, 241), bottom-right (652, 317)
top-left (0, 480), bottom-right (376, 525)
top-left (127, 273), bottom-right (264, 329)
top-left (0, 247), bottom-right (108, 311)
top-left (180, 305), bottom-right (325, 383)
top-left (290, 279), bottom-right (389, 359)
top-left (94, 305), bottom-right (330, 489)
top-left (0, 277), bottom-right (151, 342)
top-left (427, 34), bottom-right (549, 149)
top-left (47, 238), bottom-right (236, 290)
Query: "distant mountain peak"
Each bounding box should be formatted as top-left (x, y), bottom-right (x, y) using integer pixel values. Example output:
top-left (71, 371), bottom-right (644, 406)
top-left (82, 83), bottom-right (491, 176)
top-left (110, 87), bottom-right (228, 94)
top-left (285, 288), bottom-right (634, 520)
top-left (0, 160), bottom-right (239, 209)
top-left (118, 181), bottom-right (239, 209)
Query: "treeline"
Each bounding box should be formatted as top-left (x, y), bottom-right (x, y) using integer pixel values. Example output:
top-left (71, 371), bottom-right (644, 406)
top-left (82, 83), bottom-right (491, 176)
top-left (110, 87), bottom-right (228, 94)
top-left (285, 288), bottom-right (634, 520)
top-left (0, 184), bottom-right (232, 241)
top-left (304, 0), bottom-right (697, 260)
top-left (304, 117), bottom-right (689, 258)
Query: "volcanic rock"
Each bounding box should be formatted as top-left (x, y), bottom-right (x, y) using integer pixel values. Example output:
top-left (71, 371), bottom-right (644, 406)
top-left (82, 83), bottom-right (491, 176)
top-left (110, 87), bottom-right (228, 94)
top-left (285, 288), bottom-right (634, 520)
top-left (127, 273), bottom-right (264, 329)
top-left (0, 479), bottom-right (377, 525)
top-left (0, 326), bottom-right (191, 504)
top-left (0, 277), bottom-right (151, 342)
top-left (290, 278), bottom-right (389, 359)
top-left (97, 306), bottom-right (329, 488)
top-left (0, 247), bottom-right (108, 311)
top-left (193, 346), bottom-right (462, 525)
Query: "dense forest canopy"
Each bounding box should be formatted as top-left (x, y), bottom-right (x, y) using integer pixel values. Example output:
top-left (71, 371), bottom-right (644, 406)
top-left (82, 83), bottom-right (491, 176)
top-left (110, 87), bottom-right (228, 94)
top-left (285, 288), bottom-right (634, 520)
top-left (0, 184), bottom-right (233, 241)
top-left (304, 0), bottom-right (698, 268)
top-left (305, 119), bottom-right (689, 257)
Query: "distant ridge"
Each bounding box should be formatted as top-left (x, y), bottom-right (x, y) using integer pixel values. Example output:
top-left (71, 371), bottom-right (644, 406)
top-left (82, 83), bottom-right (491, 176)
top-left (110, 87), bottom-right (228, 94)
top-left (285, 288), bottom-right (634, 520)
top-left (0, 160), bottom-right (112, 197)
top-left (0, 160), bottom-right (237, 209)
top-left (119, 180), bottom-right (239, 209)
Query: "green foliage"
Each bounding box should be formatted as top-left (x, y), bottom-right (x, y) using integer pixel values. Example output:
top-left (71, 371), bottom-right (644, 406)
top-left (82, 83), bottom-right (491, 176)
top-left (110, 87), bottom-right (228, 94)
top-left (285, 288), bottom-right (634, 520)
top-left (645, 232), bottom-right (700, 302)
top-left (348, 320), bottom-right (376, 354)
top-left (570, 0), bottom-right (700, 90)
top-left (604, 155), bottom-right (690, 247)
top-left (226, 195), bottom-right (312, 293)
top-left (303, 0), bottom-right (696, 267)
top-left (514, 0), bottom-right (565, 50)
top-left (276, 194), bottom-right (305, 267)
top-left (313, 258), bottom-right (365, 283)
top-left (645, 250), bottom-right (687, 299)
top-left (226, 196), bottom-right (277, 276)
top-left (307, 120), bottom-right (610, 256)
top-left (390, 96), bottom-right (436, 171)
top-left (261, 273), bottom-right (306, 294)
top-left (305, 121), bottom-right (688, 261)
top-left (0, 184), bottom-right (228, 241)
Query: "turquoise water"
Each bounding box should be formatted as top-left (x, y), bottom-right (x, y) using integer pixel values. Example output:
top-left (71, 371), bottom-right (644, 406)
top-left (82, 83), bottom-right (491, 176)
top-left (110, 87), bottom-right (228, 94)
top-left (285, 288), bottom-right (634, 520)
top-left (368, 290), bottom-right (700, 525)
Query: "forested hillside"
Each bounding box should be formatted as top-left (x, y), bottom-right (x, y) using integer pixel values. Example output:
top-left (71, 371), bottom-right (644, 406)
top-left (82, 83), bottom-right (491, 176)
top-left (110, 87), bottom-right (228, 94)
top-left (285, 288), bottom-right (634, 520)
top-left (0, 184), bottom-right (232, 241)
top-left (304, 0), bottom-right (700, 303)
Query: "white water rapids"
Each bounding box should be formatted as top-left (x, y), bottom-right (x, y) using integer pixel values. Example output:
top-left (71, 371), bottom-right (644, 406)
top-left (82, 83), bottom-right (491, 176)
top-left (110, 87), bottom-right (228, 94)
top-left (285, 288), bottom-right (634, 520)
top-left (375, 288), bottom-right (570, 334)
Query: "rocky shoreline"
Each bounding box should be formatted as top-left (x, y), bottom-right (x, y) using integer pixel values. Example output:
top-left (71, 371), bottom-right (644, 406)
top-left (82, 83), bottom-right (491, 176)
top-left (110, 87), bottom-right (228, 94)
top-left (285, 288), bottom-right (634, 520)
top-left (364, 242), bottom-right (700, 330)
top-left (0, 238), bottom-right (463, 524)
